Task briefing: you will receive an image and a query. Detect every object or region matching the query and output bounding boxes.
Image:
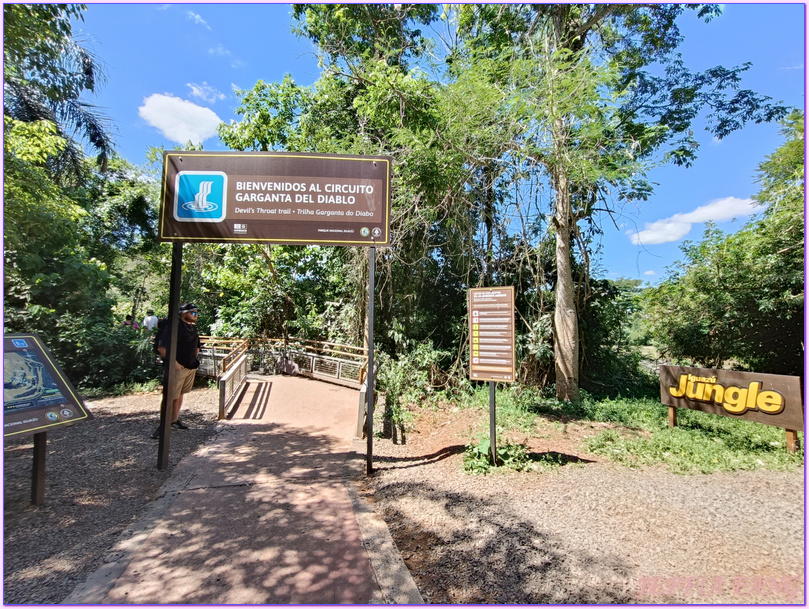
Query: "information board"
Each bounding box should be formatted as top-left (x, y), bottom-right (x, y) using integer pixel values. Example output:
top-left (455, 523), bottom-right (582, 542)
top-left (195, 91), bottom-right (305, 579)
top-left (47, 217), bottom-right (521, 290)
top-left (4, 334), bottom-right (93, 437)
top-left (468, 287), bottom-right (516, 383)
top-left (159, 150), bottom-right (392, 246)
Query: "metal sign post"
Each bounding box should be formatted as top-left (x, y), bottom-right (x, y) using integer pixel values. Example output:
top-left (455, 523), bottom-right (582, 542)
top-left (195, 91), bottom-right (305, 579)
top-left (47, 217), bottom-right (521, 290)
top-left (31, 432), bottom-right (46, 505)
top-left (157, 242), bottom-right (184, 470)
top-left (489, 382), bottom-right (497, 466)
top-left (366, 246), bottom-right (375, 475)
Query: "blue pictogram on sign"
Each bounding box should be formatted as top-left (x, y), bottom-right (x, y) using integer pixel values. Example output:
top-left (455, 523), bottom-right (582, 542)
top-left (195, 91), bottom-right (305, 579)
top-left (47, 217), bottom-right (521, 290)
top-left (174, 171), bottom-right (227, 223)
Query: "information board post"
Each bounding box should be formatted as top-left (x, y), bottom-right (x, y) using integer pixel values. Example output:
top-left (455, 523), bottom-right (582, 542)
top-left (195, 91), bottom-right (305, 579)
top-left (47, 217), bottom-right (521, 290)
top-left (468, 287), bottom-right (516, 467)
top-left (366, 246), bottom-right (375, 475)
top-left (5, 333), bottom-right (94, 505)
top-left (489, 382), bottom-right (497, 466)
top-left (32, 432), bottom-right (46, 506)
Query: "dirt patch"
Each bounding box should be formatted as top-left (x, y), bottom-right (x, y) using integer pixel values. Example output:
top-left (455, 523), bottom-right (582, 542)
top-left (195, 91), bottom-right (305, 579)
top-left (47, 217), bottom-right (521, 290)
top-left (3, 385), bottom-right (221, 605)
top-left (364, 402), bottom-right (805, 604)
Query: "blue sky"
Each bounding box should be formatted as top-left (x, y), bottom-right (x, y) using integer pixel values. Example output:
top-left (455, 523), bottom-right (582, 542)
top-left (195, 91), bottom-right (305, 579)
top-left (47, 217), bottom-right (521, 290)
top-left (73, 3), bottom-right (805, 282)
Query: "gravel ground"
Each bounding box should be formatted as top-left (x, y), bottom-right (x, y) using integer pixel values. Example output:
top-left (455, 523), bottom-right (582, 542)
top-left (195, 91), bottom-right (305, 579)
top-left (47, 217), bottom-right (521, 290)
top-left (4, 389), bottom-right (805, 605)
top-left (3, 385), bottom-right (221, 605)
top-left (361, 405), bottom-right (805, 604)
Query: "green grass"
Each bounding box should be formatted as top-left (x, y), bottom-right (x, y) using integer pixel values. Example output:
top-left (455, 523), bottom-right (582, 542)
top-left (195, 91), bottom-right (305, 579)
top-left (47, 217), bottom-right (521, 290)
top-left (80, 377), bottom-right (162, 398)
top-left (458, 384), bottom-right (804, 475)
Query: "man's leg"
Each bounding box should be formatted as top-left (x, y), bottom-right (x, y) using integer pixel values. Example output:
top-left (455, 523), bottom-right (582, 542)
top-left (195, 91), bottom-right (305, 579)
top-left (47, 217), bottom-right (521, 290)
top-left (172, 394), bottom-right (184, 423)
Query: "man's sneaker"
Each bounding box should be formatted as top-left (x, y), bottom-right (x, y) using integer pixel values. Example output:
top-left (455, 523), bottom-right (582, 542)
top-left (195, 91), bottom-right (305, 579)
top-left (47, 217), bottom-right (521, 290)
top-left (151, 426), bottom-right (161, 440)
top-left (171, 419), bottom-right (189, 430)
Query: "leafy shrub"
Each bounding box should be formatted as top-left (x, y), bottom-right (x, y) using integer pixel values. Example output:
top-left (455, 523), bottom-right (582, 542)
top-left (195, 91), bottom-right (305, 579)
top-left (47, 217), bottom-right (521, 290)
top-left (49, 319), bottom-right (159, 391)
top-left (463, 435), bottom-right (531, 474)
top-left (376, 341), bottom-right (450, 436)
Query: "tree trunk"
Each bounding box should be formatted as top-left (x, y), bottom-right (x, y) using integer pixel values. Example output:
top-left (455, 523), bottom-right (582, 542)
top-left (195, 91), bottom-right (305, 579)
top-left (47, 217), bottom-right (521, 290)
top-left (546, 10), bottom-right (581, 402)
top-left (483, 167), bottom-right (495, 285)
top-left (553, 167), bottom-right (580, 402)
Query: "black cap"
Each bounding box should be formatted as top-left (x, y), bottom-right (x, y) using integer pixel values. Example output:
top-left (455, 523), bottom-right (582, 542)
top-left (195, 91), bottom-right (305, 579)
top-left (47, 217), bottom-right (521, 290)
top-left (178, 302), bottom-right (199, 314)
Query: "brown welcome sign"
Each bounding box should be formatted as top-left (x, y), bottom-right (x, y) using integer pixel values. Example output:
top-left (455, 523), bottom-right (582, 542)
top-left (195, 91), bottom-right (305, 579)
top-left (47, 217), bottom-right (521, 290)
top-left (660, 365), bottom-right (803, 450)
top-left (158, 150), bottom-right (392, 247)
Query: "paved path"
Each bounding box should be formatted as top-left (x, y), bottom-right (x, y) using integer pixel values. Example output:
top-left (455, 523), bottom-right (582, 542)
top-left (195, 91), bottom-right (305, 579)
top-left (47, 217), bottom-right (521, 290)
top-left (63, 375), bottom-right (421, 605)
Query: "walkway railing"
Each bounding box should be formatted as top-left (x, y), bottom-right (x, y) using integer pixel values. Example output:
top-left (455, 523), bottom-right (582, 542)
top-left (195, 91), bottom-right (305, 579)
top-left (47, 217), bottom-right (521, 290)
top-left (218, 353), bottom-right (249, 419)
top-left (198, 335), bottom-right (368, 389)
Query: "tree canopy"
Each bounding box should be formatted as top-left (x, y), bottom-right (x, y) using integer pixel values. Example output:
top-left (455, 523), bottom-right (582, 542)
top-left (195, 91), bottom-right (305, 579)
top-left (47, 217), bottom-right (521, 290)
top-left (3, 3), bottom-right (799, 398)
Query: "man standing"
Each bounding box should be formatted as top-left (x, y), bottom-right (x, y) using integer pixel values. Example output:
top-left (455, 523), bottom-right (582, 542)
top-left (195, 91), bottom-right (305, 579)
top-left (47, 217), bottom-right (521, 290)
top-left (142, 309), bottom-right (159, 331)
top-left (151, 302), bottom-right (201, 438)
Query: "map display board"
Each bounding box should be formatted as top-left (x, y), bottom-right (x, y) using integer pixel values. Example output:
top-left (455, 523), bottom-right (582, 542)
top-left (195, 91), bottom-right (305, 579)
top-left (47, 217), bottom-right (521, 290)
top-left (468, 287), bottom-right (516, 383)
top-left (159, 150), bottom-right (392, 247)
top-left (4, 334), bottom-right (93, 437)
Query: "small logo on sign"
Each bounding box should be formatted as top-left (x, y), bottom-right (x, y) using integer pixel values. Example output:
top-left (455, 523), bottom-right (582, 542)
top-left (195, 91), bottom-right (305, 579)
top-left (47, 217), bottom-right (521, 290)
top-left (371, 227), bottom-right (382, 238)
top-left (234, 223), bottom-right (247, 235)
top-left (174, 171), bottom-right (227, 223)
top-left (360, 227), bottom-right (370, 237)
top-left (46, 412), bottom-right (59, 421)
top-left (11, 339), bottom-right (28, 348)
top-left (60, 408), bottom-right (74, 418)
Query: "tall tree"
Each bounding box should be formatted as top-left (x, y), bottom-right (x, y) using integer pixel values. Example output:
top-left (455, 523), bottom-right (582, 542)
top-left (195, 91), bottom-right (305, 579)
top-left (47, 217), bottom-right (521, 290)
top-left (453, 4), bottom-right (788, 400)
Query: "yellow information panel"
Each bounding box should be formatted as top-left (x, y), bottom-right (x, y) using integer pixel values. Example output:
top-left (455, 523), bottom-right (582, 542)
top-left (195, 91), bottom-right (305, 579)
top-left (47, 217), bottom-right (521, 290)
top-left (468, 287), bottom-right (516, 383)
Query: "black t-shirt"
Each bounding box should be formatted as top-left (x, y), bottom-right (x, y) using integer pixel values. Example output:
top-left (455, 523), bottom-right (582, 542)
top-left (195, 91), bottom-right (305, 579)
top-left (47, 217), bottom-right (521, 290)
top-left (157, 321), bottom-right (201, 369)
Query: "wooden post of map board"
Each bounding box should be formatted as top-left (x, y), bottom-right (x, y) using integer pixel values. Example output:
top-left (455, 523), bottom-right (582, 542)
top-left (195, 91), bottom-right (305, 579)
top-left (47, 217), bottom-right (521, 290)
top-left (668, 406), bottom-right (677, 428)
top-left (32, 432), bottom-right (46, 506)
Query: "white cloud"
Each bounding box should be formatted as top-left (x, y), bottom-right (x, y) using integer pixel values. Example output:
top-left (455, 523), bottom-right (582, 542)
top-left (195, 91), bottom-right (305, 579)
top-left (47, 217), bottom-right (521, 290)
top-left (644, 270), bottom-right (656, 276)
top-left (186, 11), bottom-right (211, 30)
top-left (186, 82), bottom-right (225, 103)
top-left (209, 45), bottom-right (244, 68)
top-left (138, 94), bottom-right (222, 145)
top-left (209, 44), bottom-right (230, 57)
top-left (627, 197), bottom-right (763, 246)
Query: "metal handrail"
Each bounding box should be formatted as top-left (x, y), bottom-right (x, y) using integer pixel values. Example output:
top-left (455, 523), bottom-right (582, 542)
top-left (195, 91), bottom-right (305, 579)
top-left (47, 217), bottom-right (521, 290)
top-left (218, 353), bottom-right (249, 419)
top-left (198, 335), bottom-right (369, 385)
top-left (221, 339), bottom-right (249, 373)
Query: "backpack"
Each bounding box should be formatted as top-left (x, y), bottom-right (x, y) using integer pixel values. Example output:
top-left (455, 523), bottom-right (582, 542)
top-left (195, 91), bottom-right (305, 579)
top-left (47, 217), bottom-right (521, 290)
top-left (153, 318), bottom-right (169, 353)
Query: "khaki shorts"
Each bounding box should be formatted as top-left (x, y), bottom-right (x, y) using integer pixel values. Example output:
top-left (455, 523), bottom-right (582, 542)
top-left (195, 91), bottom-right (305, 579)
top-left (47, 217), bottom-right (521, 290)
top-left (170, 366), bottom-right (196, 400)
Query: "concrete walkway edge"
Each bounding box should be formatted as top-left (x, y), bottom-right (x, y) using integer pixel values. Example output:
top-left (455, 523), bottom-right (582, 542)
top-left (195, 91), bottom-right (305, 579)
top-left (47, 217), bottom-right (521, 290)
top-left (59, 428), bottom-right (219, 605)
top-left (62, 426), bottom-right (423, 605)
top-left (343, 439), bottom-right (425, 605)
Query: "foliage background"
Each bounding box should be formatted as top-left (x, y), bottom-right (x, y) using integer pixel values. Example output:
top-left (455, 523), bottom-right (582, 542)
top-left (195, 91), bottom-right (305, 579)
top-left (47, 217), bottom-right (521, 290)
top-left (3, 4), bottom-right (803, 399)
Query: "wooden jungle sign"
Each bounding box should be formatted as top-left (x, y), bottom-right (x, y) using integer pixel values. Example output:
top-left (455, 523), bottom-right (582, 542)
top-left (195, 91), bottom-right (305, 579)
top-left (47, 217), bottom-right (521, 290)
top-left (660, 365), bottom-right (803, 431)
